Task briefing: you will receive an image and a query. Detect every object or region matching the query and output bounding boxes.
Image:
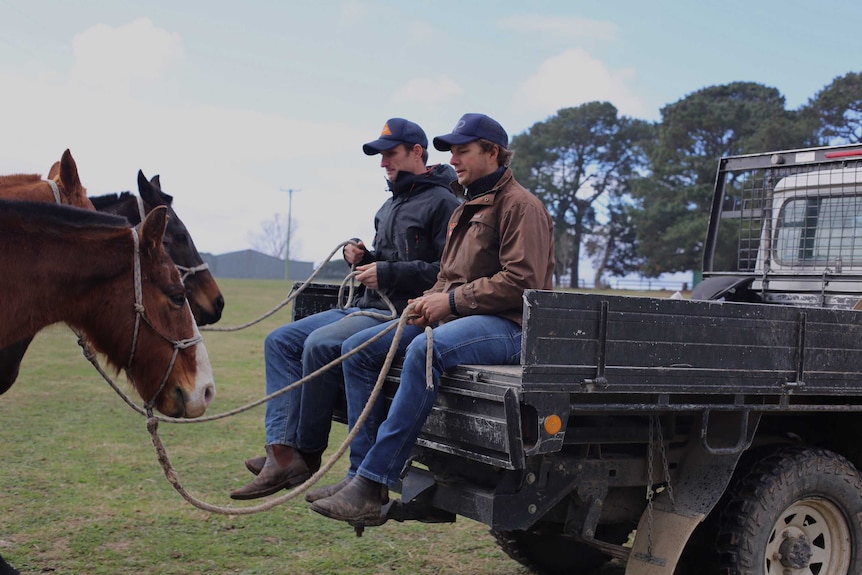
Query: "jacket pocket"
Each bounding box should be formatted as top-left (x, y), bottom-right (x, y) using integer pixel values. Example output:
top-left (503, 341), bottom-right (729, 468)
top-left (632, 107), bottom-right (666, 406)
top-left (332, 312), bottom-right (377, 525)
top-left (405, 227), bottom-right (434, 262)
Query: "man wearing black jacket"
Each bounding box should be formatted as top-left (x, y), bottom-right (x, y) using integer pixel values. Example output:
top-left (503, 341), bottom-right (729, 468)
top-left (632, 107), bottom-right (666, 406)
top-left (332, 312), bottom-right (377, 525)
top-left (231, 118), bottom-right (459, 500)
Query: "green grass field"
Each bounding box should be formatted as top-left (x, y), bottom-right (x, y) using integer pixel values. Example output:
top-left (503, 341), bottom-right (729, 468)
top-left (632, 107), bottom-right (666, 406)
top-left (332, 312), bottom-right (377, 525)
top-left (0, 279), bottom-right (658, 574)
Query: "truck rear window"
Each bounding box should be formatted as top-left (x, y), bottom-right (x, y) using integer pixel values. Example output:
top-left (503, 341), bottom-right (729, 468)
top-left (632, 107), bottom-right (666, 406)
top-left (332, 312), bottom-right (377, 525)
top-left (774, 195), bottom-right (862, 266)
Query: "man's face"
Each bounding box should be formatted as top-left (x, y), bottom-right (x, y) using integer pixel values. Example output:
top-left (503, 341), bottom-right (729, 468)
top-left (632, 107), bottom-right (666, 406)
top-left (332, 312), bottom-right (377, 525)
top-left (379, 144), bottom-right (417, 181)
top-left (449, 142), bottom-right (497, 187)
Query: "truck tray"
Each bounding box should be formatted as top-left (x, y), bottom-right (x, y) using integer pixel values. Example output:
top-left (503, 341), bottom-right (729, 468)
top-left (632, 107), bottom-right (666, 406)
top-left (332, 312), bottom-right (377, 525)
top-left (520, 290), bottom-right (862, 405)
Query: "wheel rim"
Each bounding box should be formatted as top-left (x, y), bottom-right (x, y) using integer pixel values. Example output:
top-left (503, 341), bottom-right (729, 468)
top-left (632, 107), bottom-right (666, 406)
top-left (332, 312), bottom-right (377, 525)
top-left (764, 497), bottom-right (852, 574)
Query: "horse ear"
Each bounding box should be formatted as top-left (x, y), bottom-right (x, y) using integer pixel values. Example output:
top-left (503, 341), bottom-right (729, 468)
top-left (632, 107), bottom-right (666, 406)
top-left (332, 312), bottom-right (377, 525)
top-left (138, 170), bottom-right (171, 207)
top-left (47, 161), bottom-right (61, 180)
top-left (140, 205), bottom-right (169, 254)
top-left (59, 149), bottom-right (82, 192)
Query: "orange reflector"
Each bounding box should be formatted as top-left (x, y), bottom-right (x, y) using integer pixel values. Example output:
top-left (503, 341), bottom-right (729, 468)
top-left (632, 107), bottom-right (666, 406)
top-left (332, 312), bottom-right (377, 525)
top-left (544, 414), bottom-right (563, 435)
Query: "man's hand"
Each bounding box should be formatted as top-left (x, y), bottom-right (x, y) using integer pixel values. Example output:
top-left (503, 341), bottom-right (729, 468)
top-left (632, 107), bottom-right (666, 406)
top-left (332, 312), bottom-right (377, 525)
top-left (355, 263), bottom-right (379, 289)
top-left (344, 240), bottom-right (366, 266)
top-left (408, 293), bottom-right (450, 327)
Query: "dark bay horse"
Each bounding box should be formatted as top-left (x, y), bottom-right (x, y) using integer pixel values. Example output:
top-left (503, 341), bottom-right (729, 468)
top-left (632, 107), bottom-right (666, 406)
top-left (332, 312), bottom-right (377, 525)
top-left (0, 199), bottom-right (215, 416)
top-left (0, 200), bottom-right (216, 575)
top-left (91, 170), bottom-right (225, 326)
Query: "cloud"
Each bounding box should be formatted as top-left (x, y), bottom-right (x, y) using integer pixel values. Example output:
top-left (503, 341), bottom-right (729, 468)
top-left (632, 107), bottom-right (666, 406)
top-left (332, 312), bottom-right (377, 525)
top-left (0, 16), bottom-right (381, 264)
top-left (70, 18), bottom-right (185, 94)
top-left (338, 0), bottom-right (368, 26)
top-left (391, 75), bottom-right (463, 107)
top-left (498, 15), bottom-right (619, 42)
top-left (512, 48), bottom-right (647, 121)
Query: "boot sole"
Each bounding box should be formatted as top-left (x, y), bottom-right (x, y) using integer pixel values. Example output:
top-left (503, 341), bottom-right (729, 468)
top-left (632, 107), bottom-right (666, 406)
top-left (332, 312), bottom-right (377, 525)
top-left (310, 501), bottom-right (387, 527)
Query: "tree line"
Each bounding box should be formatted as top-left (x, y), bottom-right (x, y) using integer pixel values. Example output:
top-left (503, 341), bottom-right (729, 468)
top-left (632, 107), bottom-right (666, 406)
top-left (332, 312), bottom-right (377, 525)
top-left (509, 71), bottom-right (862, 287)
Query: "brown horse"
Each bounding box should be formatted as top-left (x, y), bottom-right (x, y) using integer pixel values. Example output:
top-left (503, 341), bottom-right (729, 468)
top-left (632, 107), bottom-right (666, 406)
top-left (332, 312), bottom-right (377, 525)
top-left (0, 148), bottom-right (94, 209)
top-left (0, 199), bottom-right (216, 418)
top-left (0, 200), bottom-right (216, 575)
top-left (0, 154), bottom-right (224, 394)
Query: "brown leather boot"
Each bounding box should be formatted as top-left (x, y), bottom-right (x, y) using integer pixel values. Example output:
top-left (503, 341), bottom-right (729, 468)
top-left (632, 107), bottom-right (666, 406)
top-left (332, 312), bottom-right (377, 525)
top-left (230, 445), bottom-right (310, 500)
top-left (246, 448), bottom-right (323, 476)
top-left (301, 449), bottom-right (324, 474)
top-left (310, 476), bottom-right (389, 525)
top-left (244, 455), bottom-right (266, 475)
top-left (305, 476), bottom-right (351, 503)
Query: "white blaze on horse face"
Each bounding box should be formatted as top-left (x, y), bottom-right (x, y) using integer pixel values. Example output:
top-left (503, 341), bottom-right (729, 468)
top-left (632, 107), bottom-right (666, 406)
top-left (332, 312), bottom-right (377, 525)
top-left (184, 324), bottom-right (216, 418)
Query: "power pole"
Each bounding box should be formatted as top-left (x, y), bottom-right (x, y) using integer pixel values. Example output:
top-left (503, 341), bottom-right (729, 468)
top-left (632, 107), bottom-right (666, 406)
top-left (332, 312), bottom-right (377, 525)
top-left (280, 188), bottom-right (300, 280)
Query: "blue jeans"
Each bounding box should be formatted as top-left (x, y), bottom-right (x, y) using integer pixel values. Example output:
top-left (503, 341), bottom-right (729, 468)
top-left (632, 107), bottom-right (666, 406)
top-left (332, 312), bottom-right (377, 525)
top-left (341, 315), bottom-right (522, 487)
top-left (263, 307), bottom-right (391, 452)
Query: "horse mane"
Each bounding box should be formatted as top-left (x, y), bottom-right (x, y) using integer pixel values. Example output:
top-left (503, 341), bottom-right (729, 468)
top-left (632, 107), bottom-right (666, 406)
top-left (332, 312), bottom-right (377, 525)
top-left (90, 191), bottom-right (136, 211)
top-left (0, 174), bottom-right (42, 186)
top-left (0, 199), bottom-right (129, 230)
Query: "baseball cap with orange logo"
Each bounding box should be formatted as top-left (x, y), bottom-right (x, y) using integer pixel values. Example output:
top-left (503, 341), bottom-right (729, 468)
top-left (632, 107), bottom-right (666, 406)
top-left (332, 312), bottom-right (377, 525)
top-left (362, 118), bottom-right (428, 155)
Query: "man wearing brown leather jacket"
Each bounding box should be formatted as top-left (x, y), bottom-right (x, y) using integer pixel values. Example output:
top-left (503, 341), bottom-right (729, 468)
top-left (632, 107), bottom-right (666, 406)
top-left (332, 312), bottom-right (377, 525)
top-left (309, 113), bottom-right (555, 527)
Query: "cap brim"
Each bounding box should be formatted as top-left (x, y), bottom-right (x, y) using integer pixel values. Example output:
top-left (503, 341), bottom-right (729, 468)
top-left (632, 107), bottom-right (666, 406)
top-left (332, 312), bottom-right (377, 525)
top-left (362, 137), bottom-right (401, 155)
top-left (432, 133), bottom-right (477, 152)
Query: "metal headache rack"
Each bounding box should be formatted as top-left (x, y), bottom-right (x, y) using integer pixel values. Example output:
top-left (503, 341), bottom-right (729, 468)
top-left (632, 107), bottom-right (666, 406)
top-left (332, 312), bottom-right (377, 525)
top-left (703, 144), bottom-right (862, 308)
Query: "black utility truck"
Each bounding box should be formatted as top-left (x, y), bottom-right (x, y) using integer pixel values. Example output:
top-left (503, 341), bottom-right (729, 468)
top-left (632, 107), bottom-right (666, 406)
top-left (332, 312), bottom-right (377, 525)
top-left (294, 143), bottom-right (862, 575)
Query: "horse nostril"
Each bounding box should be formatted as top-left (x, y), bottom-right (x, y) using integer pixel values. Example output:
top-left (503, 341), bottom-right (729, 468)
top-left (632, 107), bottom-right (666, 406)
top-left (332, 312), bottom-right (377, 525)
top-left (170, 387), bottom-right (186, 417)
top-left (215, 294), bottom-right (225, 313)
top-left (204, 383), bottom-right (215, 406)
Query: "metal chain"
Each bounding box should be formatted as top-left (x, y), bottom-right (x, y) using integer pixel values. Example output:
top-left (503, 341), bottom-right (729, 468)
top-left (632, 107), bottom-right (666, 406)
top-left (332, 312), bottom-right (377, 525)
top-left (646, 414), bottom-right (656, 558)
top-left (656, 414), bottom-right (675, 507)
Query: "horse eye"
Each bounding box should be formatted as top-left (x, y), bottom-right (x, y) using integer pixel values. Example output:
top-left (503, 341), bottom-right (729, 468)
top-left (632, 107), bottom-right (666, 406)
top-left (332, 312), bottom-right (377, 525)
top-left (169, 293), bottom-right (186, 307)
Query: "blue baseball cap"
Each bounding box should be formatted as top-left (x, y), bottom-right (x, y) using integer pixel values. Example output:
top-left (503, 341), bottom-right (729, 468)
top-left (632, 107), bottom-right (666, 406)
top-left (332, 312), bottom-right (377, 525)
top-left (362, 118), bottom-right (428, 155)
top-left (433, 113), bottom-right (509, 151)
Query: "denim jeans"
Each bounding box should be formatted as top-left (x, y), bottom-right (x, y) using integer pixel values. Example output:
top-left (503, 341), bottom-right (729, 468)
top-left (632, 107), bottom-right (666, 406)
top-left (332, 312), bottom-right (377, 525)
top-left (263, 307), bottom-right (391, 452)
top-left (341, 314), bottom-right (522, 487)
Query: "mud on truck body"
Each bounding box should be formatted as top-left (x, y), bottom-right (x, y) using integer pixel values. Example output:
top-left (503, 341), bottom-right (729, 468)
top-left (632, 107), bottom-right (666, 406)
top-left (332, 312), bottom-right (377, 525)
top-left (293, 143), bottom-right (862, 575)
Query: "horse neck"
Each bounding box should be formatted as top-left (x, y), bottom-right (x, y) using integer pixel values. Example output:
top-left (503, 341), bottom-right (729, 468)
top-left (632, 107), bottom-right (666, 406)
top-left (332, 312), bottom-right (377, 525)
top-left (92, 193), bottom-right (143, 224)
top-left (0, 174), bottom-right (54, 202)
top-left (0, 226), bottom-right (134, 348)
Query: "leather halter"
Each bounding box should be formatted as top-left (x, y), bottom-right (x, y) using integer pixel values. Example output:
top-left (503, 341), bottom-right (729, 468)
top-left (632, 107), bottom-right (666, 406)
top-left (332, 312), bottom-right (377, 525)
top-left (44, 179), bottom-right (62, 204)
top-left (126, 227), bottom-right (203, 410)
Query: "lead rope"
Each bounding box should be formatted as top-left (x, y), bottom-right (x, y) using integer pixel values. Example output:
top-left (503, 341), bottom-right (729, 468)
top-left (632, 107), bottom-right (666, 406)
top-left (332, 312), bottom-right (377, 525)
top-left (142, 306), bottom-right (432, 515)
top-left (88, 240), bottom-right (395, 423)
top-left (200, 240), bottom-right (358, 333)
top-left (77, 237), bottom-right (435, 514)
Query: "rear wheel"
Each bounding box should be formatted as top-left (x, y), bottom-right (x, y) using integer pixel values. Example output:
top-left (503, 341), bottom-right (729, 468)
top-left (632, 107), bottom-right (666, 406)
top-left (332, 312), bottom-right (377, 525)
top-left (716, 445), bottom-right (862, 575)
top-left (491, 523), bottom-right (632, 575)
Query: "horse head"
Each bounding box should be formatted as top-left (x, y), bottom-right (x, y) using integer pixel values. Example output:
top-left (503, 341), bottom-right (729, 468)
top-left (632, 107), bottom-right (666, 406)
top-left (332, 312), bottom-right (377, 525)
top-left (46, 149), bottom-right (96, 210)
top-left (137, 171), bottom-right (225, 326)
top-left (121, 206), bottom-right (216, 417)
